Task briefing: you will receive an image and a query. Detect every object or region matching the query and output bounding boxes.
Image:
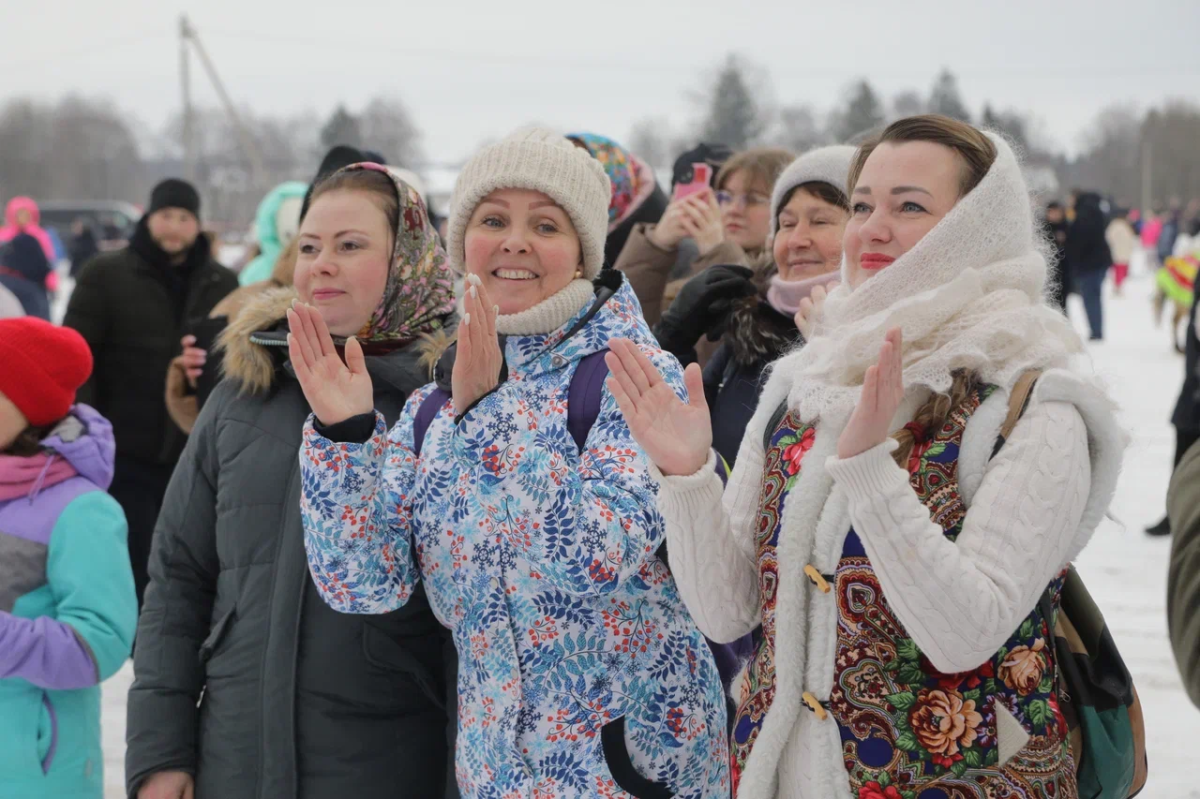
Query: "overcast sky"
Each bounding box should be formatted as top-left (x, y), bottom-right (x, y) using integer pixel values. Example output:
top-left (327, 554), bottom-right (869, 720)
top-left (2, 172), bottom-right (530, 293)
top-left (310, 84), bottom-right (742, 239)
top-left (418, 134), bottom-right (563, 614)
top-left (8, 0), bottom-right (1200, 167)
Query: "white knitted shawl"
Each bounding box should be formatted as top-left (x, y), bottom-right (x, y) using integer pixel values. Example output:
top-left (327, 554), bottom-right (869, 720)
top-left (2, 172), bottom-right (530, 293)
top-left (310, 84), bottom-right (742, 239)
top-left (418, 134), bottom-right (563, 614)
top-left (783, 133), bottom-right (1084, 422)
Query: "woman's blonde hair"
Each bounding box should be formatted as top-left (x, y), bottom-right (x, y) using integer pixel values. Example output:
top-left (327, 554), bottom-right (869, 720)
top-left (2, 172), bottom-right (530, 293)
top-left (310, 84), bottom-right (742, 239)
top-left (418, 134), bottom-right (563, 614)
top-left (890, 371), bottom-right (979, 466)
top-left (716, 147), bottom-right (796, 195)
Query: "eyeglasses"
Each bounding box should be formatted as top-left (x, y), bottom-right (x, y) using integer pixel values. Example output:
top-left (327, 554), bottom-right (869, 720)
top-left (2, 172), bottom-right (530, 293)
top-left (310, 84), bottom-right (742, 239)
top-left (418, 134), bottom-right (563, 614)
top-left (716, 191), bottom-right (769, 210)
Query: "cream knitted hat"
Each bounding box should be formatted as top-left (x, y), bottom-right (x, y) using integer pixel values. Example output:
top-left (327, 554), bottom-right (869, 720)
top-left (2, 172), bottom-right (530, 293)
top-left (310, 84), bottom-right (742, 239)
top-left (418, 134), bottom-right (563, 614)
top-left (447, 126), bottom-right (612, 279)
top-left (768, 145), bottom-right (857, 242)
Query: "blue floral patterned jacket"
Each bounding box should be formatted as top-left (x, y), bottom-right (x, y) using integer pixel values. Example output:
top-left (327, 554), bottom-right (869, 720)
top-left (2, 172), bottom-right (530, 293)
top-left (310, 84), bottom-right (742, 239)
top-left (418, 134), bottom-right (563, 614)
top-left (299, 281), bottom-right (730, 799)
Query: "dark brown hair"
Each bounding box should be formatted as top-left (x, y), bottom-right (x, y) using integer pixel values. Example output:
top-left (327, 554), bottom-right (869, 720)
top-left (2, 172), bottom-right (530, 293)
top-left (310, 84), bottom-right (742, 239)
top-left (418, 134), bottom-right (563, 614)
top-left (308, 168), bottom-right (400, 235)
top-left (778, 181), bottom-right (851, 217)
top-left (716, 147), bottom-right (796, 195)
top-left (848, 114), bottom-right (998, 200)
top-left (2, 424), bottom-right (55, 457)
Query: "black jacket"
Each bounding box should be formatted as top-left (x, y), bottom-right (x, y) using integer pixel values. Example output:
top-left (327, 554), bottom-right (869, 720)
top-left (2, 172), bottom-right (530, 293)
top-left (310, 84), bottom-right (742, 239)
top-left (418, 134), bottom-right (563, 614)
top-left (1174, 276), bottom-right (1200, 432)
top-left (126, 288), bottom-right (458, 799)
top-left (0, 233), bottom-right (52, 319)
top-left (1064, 193), bottom-right (1113, 277)
top-left (1041, 217), bottom-right (1069, 307)
top-left (703, 296), bottom-right (799, 465)
top-left (62, 219), bottom-right (238, 467)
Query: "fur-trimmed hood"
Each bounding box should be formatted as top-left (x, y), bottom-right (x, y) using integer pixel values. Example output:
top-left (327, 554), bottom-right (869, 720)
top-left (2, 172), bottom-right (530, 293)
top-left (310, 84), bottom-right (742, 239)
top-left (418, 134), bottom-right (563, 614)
top-left (216, 286), bottom-right (448, 397)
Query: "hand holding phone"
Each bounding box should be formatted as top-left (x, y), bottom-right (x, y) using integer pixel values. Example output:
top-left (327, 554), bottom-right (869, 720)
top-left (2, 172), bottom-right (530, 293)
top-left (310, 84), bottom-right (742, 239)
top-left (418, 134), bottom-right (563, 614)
top-left (673, 162), bottom-right (713, 201)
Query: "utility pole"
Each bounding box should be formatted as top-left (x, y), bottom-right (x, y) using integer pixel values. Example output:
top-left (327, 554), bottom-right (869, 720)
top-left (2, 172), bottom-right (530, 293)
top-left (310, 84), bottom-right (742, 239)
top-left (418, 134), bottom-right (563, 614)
top-left (180, 15), bottom-right (195, 182)
top-left (179, 17), bottom-right (267, 187)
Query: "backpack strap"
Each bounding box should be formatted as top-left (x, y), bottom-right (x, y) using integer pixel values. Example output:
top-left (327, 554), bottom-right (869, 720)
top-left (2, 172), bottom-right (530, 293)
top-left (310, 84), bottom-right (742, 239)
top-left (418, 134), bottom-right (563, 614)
top-left (412, 387), bottom-right (452, 458)
top-left (990, 370), bottom-right (1043, 460)
top-left (567, 349), bottom-right (610, 452)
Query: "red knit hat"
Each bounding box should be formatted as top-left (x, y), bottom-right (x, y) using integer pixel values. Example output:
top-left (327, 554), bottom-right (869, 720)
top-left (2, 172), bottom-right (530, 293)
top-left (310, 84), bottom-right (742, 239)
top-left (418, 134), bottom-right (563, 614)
top-left (0, 318), bottom-right (93, 426)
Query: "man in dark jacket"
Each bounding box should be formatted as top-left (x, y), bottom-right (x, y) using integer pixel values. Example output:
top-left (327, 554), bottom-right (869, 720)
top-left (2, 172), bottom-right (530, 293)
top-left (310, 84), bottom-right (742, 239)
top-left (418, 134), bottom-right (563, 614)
top-left (1065, 191), bottom-right (1113, 340)
top-left (63, 178), bottom-right (237, 609)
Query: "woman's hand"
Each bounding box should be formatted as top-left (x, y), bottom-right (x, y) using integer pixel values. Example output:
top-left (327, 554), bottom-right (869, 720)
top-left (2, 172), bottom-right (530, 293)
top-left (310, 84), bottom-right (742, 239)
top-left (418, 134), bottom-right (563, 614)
top-left (287, 301), bottom-right (374, 426)
top-left (452, 274), bottom-right (503, 415)
top-left (679, 190), bottom-right (725, 255)
top-left (794, 281), bottom-right (837, 340)
top-left (138, 771), bottom-right (194, 799)
top-left (605, 337), bottom-right (712, 477)
top-left (837, 327), bottom-right (905, 460)
top-left (179, 335), bottom-right (207, 388)
top-left (647, 198), bottom-right (695, 252)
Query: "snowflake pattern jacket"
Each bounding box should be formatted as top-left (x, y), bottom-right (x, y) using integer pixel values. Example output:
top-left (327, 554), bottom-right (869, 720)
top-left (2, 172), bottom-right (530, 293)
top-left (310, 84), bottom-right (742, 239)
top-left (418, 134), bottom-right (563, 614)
top-left (299, 281), bottom-right (730, 799)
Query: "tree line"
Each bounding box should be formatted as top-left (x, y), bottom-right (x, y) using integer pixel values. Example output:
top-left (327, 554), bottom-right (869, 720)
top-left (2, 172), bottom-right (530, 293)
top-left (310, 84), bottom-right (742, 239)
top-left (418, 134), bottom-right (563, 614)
top-left (1, 57), bottom-right (1197, 229)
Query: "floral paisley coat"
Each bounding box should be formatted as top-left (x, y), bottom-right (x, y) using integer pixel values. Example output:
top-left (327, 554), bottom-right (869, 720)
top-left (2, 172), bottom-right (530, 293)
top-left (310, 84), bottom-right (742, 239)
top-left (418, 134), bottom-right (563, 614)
top-left (299, 281), bottom-right (730, 799)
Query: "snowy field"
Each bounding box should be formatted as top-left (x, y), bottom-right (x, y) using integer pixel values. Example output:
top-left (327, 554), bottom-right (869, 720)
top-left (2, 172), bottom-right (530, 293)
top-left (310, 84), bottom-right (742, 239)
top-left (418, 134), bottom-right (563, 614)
top-left (97, 263), bottom-right (1199, 797)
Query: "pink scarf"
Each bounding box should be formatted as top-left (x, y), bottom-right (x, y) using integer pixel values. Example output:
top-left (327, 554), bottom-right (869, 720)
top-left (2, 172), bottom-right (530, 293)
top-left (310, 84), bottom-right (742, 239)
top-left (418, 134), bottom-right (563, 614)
top-left (0, 452), bottom-right (78, 501)
top-left (766, 271), bottom-right (841, 317)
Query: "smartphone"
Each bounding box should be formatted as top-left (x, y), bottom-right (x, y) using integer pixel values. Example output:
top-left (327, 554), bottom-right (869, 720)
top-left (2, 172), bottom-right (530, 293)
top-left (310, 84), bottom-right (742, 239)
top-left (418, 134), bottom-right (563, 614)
top-left (673, 163), bottom-right (713, 201)
top-left (184, 316), bottom-right (231, 410)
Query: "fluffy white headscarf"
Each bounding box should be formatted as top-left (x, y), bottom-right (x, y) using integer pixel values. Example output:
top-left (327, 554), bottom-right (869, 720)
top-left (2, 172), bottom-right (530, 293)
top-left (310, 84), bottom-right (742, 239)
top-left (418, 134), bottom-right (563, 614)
top-left (782, 132), bottom-right (1084, 420)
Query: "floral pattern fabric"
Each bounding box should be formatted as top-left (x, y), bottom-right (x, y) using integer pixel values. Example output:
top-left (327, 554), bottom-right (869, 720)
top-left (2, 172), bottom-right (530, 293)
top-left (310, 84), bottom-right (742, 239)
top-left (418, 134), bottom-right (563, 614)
top-left (730, 411), bottom-right (815, 793)
top-left (832, 388), bottom-right (1075, 799)
top-left (299, 281), bottom-right (729, 799)
top-left (340, 163), bottom-right (457, 345)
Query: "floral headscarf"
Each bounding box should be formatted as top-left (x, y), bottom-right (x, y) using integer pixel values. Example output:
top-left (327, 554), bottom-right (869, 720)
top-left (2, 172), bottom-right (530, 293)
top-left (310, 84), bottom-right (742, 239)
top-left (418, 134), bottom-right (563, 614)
top-left (566, 133), bottom-right (645, 229)
top-left (336, 163), bottom-right (456, 345)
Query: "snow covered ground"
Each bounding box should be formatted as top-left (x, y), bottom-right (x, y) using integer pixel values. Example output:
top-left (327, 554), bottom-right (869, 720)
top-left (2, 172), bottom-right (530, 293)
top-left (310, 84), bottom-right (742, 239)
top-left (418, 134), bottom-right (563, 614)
top-left (98, 267), bottom-right (1200, 797)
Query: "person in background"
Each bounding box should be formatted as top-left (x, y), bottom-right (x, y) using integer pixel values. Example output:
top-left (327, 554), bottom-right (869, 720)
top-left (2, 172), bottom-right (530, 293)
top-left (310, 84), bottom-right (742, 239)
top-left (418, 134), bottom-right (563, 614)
top-left (1106, 207), bottom-right (1137, 297)
top-left (656, 146), bottom-right (855, 468)
top-left (127, 164), bottom-right (458, 799)
top-left (68, 218), bottom-right (100, 278)
top-left (566, 131), bottom-right (669, 269)
top-left (1042, 201), bottom-right (1069, 309)
top-left (610, 115), bottom-right (1124, 798)
top-left (0, 318), bottom-right (137, 799)
top-left (237, 181), bottom-right (308, 286)
top-left (1187, 199), bottom-right (1200, 237)
top-left (611, 141), bottom-right (731, 323)
top-left (1147, 265), bottom-right (1200, 537)
top-left (1168, 436), bottom-right (1200, 708)
top-left (294, 127), bottom-right (730, 798)
top-left (62, 178), bottom-right (238, 611)
top-left (1065, 191), bottom-right (1113, 339)
top-left (0, 233), bottom-right (53, 319)
top-left (615, 146), bottom-right (793, 334)
top-left (0, 197), bottom-right (58, 267)
top-left (1160, 200), bottom-right (1183, 266)
top-left (299, 145), bottom-right (386, 221)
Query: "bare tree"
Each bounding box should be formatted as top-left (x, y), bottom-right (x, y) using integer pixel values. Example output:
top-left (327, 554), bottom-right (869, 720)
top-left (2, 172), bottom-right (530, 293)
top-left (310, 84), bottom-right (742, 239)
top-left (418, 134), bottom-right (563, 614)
top-left (699, 55), bottom-right (770, 150)
top-left (928, 69), bottom-right (972, 123)
top-left (774, 104), bottom-right (827, 153)
top-left (891, 90), bottom-right (926, 121)
top-left (832, 80), bottom-right (885, 143)
top-left (359, 97), bottom-right (423, 166)
top-left (320, 105), bottom-right (362, 152)
top-left (628, 118), bottom-right (672, 169)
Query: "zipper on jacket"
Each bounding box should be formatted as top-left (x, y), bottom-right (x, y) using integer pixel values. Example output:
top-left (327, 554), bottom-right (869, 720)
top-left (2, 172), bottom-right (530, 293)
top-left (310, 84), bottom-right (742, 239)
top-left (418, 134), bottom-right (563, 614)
top-left (249, 334), bottom-right (290, 348)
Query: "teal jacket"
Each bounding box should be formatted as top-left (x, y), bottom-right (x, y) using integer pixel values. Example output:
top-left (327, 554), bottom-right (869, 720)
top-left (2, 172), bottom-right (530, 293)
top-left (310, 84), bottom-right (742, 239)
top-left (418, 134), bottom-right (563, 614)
top-left (0, 406), bottom-right (137, 799)
top-left (238, 181), bottom-right (308, 285)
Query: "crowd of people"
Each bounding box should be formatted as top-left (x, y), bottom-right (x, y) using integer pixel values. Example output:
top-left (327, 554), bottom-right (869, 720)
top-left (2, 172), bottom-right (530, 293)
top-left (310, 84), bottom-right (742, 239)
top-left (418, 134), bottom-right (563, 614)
top-left (0, 112), bottom-right (1194, 799)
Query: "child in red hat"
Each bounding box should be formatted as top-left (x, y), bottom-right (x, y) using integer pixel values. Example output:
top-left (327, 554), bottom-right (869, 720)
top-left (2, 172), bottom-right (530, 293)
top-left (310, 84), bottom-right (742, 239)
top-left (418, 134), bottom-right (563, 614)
top-left (0, 317), bottom-right (137, 799)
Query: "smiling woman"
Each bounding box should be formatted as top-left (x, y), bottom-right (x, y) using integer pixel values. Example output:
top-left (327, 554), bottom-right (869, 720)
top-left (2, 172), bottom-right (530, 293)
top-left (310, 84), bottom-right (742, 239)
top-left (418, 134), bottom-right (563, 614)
top-left (294, 126), bottom-right (731, 799)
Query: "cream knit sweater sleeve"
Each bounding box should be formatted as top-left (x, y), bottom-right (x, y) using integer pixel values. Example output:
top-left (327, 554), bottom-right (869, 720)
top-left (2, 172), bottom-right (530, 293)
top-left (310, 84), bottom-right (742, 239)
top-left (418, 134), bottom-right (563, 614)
top-left (825, 400), bottom-right (1091, 674)
top-left (652, 446), bottom-right (764, 645)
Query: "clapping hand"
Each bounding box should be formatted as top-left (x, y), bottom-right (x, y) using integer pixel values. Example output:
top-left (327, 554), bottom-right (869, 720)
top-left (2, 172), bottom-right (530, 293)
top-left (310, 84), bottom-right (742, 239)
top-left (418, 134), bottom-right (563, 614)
top-left (605, 338), bottom-right (712, 477)
top-left (452, 274), bottom-right (503, 415)
top-left (287, 301), bottom-right (374, 426)
top-left (836, 327), bottom-right (905, 460)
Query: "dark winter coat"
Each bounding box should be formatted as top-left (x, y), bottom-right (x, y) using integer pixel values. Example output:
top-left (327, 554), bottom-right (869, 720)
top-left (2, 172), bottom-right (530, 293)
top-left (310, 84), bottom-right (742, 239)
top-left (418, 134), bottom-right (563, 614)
top-left (0, 233), bottom-right (52, 319)
top-left (68, 227), bottom-right (100, 277)
top-left (703, 293), bottom-right (800, 466)
top-left (1041, 217), bottom-right (1069, 307)
top-left (1172, 275), bottom-right (1200, 432)
top-left (62, 219), bottom-right (238, 467)
top-left (125, 288), bottom-right (458, 799)
top-left (1064, 193), bottom-right (1113, 277)
top-left (1168, 435), bottom-right (1200, 708)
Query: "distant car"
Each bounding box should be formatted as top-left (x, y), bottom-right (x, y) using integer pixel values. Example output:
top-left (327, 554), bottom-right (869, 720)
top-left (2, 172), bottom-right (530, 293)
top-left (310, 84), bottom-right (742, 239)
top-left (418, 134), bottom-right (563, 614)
top-left (38, 200), bottom-right (142, 252)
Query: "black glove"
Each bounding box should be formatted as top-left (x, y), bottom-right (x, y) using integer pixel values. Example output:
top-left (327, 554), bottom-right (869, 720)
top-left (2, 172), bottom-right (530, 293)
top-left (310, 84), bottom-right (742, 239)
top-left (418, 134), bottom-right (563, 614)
top-left (654, 264), bottom-right (757, 362)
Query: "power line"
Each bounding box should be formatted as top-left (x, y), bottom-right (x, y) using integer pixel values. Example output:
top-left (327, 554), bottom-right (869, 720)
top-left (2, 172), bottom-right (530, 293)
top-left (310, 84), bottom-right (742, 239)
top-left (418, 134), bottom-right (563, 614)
top-left (0, 29), bottom-right (168, 70)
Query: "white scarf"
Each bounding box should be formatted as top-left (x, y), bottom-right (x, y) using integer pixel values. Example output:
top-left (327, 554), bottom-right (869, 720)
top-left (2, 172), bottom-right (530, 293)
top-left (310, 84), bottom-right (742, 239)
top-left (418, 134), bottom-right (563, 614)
top-left (783, 132), bottom-right (1083, 422)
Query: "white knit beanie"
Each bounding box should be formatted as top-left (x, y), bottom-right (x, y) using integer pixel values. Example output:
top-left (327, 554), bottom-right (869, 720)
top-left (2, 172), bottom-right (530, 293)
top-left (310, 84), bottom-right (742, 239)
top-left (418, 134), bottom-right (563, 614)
top-left (447, 126), bottom-right (612, 279)
top-left (768, 145), bottom-right (858, 242)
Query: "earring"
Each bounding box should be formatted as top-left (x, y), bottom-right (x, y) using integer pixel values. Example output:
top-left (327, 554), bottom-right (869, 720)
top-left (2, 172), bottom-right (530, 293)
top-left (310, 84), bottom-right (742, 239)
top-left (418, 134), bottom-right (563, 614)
top-left (575, 270), bottom-right (583, 278)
